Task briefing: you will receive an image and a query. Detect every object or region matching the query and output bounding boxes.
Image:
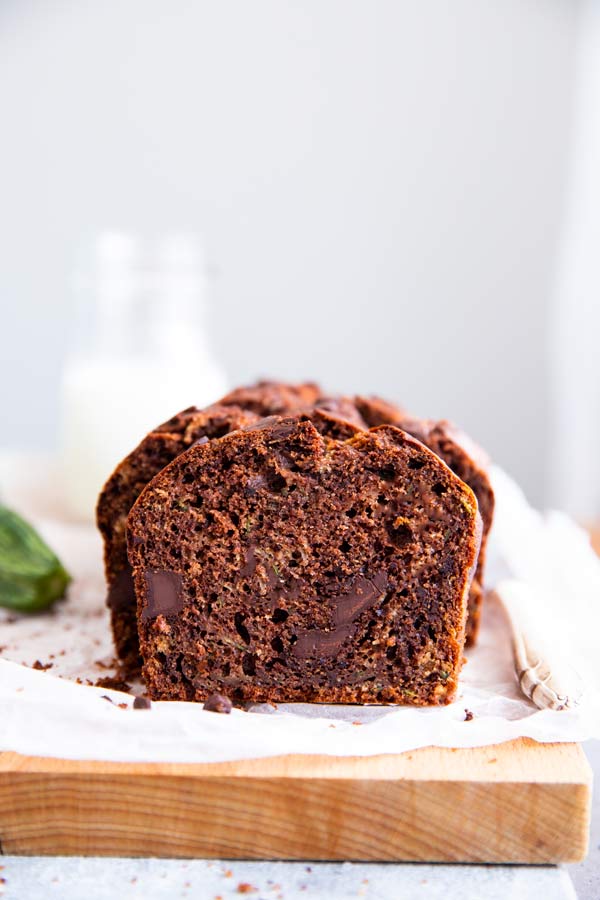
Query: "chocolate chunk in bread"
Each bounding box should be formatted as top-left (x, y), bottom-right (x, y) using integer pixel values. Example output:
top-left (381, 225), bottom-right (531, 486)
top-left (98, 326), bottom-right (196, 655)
top-left (96, 404), bottom-right (260, 673)
top-left (128, 414), bottom-right (481, 705)
top-left (355, 395), bottom-right (494, 644)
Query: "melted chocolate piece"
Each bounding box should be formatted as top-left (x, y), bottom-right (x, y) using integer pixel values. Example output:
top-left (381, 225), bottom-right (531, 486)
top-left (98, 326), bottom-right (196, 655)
top-left (276, 576), bottom-right (305, 603)
top-left (133, 696), bottom-right (151, 710)
top-left (107, 565), bottom-right (136, 612)
top-left (141, 570), bottom-right (184, 620)
top-left (242, 417), bottom-right (299, 441)
top-left (333, 573), bottom-right (388, 627)
top-left (203, 692), bottom-right (233, 714)
top-left (292, 623), bottom-right (355, 658)
top-left (240, 545), bottom-right (258, 578)
top-left (246, 475), bottom-right (268, 495)
top-left (241, 416), bottom-right (284, 433)
top-left (292, 572), bottom-right (388, 659)
top-left (265, 422), bottom-right (300, 441)
top-left (239, 543), bottom-right (306, 604)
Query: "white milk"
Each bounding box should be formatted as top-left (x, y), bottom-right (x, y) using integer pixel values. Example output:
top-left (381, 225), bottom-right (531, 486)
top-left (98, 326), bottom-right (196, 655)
top-left (59, 233), bottom-right (228, 521)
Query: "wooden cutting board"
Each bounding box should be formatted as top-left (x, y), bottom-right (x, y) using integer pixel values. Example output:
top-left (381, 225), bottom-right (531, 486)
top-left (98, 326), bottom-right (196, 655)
top-left (0, 738), bottom-right (591, 863)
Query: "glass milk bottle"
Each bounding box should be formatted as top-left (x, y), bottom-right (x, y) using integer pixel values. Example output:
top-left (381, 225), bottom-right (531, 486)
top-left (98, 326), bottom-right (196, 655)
top-left (59, 232), bottom-right (228, 521)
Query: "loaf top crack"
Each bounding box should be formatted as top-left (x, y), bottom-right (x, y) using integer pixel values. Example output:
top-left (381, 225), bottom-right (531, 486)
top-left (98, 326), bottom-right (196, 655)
top-left (127, 413), bottom-right (482, 705)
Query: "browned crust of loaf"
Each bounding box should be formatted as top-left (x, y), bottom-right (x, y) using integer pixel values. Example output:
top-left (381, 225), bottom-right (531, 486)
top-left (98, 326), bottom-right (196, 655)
top-left (355, 396), bottom-right (494, 645)
top-left (219, 380), bottom-right (323, 415)
top-left (96, 403), bottom-right (260, 673)
top-left (405, 418), bottom-right (494, 642)
top-left (354, 394), bottom-right (407, 428)
top-left (245, 408), bottom-right (363, 442)
top-left (311, 395), bottom-right (369, 430)
top-left (128, 414), bottom-right (481, 706)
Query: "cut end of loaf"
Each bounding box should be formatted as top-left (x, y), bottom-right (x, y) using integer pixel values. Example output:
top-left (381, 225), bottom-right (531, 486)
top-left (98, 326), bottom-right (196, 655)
top-left (128, 414), bottom-right (481, 706)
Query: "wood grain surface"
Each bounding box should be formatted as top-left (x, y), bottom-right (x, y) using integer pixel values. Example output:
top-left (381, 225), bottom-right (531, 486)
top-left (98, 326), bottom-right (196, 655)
top-left (0, 738), bottom-right (591, 862)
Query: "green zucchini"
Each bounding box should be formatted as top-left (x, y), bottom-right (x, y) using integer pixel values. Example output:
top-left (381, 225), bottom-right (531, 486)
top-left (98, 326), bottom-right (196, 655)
top-left (0, 505), bottom-right (71, 612)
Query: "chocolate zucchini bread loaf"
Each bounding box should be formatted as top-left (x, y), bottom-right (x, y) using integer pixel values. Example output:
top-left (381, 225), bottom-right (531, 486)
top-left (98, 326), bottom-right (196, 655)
top-left (127, 414), bottom-right (482, 705)
top-left (96, 404), bottom-right (260, 672)
top-left (355, 396), bottom-right (494, 644)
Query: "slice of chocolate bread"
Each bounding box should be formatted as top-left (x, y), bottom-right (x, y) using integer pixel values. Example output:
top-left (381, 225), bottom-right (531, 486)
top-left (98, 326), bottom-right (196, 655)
top-left (128, 414), bottom-right (482, 705)
top-left (96, 404), bottom-right (260, 673)
top-left (97, 380), bottom-right (328, 672)
top-left (355, 396), bottom-right (494, 644)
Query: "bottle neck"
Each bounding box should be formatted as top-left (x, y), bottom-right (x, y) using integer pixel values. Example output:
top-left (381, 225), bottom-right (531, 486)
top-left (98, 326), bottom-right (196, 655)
top-left (95, 273), bottom-right (209, 359)
top-left (74, 233), bottom-right (212, 361)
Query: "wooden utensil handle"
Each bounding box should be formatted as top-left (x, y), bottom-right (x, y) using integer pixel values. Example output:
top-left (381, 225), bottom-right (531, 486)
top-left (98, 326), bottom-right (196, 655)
top-left (490, 580), bottom-right (583, 711)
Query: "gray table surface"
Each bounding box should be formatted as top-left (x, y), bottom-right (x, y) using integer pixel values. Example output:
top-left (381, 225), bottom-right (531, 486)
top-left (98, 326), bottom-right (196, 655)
top-left (569, 739), bottom-right (600, 900)
top-left (1, 741), bottom-right (597, 900)
top-left (0, 857), bottom-right (579, 900)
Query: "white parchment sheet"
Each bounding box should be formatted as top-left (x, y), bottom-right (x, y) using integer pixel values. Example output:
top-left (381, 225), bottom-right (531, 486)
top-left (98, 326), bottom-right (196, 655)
top-left (1, 455), bottom-right (599, 763)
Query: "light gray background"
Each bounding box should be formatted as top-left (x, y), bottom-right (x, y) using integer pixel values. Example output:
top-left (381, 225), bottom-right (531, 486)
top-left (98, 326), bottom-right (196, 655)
top-left (0, 0), bottom-right (581, 505)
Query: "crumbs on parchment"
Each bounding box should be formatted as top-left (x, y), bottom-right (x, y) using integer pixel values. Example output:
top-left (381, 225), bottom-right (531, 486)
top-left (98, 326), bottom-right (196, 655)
top-left (31, 660), bottom-right (54, 671)
top-left (95, 675), bottom-right (132, 693)
top-left (100, 695), bottom-right (129, 710)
